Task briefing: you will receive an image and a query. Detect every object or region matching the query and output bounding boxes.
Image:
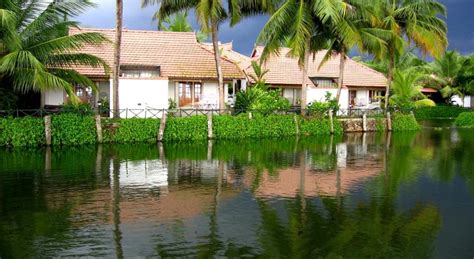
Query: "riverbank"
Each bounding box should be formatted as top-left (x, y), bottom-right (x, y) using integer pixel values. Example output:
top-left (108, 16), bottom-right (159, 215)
top-left (0, 113), bottom-right (418, 147)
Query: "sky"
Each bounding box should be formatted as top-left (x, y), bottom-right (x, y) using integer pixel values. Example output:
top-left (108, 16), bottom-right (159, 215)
top-left (76, 0), bottom-right (474, 56)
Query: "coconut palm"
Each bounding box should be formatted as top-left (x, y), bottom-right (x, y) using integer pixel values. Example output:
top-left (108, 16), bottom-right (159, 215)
top-left (0, 0), bottom-right (109, 105)
top-left (425, 51), bottom-right (474, 105)
top-left (370, 0), bottom-right (448, 110)
top-left (389, 70), bottom-right (426, 110)
top-left (156, 11), bottom-right (208, 42)
top-left (142, 0), bottom-right (279, 110)
top-left (112, 0), bottom-right (123, 118)
top-left (257, 0), bottom-right (345, 110)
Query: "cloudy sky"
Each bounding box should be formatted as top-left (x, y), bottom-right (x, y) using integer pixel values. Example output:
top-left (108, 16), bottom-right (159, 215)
top-left (77, 0), bottom-right (474, 56)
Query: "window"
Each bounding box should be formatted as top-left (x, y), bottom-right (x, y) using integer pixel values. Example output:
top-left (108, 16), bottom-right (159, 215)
top-left (178, 82), bottom-right (202, 107)
top-left (121, 67), bottom-right (160, 78)
top-left (310, 77), bottom-right (337, 88)
top-left (369, 90), bottom-right (384, 102)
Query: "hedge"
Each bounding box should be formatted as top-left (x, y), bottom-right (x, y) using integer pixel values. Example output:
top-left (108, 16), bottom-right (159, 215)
top-left (392, 113), bottom-right (420, 131)
top-left (164, 115), bottom-right (208, 142)
top-left (103, 118), bottom-right (160, 143)
top-left (52, 114), bottom-right (96, 146)
top-left (455, 112), bottom-right (474, 127)
top-left (300, 118), bottom-right (343, 135)
top-left (0, 117), bottom-right (45, 147)
top-left (414, 106), bottom-right (469, 120)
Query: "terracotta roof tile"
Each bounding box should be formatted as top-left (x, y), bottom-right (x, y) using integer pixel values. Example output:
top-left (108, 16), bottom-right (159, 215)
top-left (69, 28), bottom-right (244, 80)
top-left (247, 46), bottom-right (387, 88)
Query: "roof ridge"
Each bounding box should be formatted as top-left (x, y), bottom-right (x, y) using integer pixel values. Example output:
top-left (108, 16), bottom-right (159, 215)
top-left (346, 58), bottom-right (387, 79)
top-left (197, 43), bottom-right (244, 77)
top-left (73, 27), bottom-right (197, 36)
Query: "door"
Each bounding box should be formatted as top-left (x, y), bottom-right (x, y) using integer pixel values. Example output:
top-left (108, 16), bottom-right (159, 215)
top-left (178, 82), bottom-right (192, 107)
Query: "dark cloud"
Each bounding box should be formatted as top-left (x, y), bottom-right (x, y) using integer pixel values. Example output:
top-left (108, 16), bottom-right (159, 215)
top-left (77, 0), bottom-right (474, 55)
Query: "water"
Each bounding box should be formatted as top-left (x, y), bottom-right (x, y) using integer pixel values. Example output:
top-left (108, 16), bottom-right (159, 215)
top-left (0, 124), bottom-right (473, 258)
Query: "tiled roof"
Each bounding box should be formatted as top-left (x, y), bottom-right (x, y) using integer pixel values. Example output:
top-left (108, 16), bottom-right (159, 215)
top-left (69, 28), bottom-right (244, 79)
top-left (248, 46), bottom-right (387, 88)
top-left (201, 42), bottom-right (253, 71)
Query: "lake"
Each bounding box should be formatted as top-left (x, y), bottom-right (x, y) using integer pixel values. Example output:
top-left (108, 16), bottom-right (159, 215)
top-left (0, 122), bottom-right (473, 258)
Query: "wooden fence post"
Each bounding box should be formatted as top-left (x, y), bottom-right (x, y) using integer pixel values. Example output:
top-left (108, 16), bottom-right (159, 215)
top-left (386, 111), bottom-right (392, 131)
top-left (362, 112), bottom-right (367, 132)
top-left (44, 115), bottom-right (52, 146)
top-left (157, 112), bottom-right (167, 142)
top-left (95, 115), bottom-right (103, 143)
top-left (294, 114), bottom-right (300, 136)
top-left (329, 110), bottom-right (334, 134)
top-left (207, 113), bottom-right (213, 139)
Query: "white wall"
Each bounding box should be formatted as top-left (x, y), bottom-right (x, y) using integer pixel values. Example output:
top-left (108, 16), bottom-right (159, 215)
top-left (452, 95), bottom-right (472, 108)
top-left (355, 90), bottom-right (369, 106)
top-left (201, 82), bottom-right (219, 108)
top-left (43, 90), bottom-right (64, 106)
top-left (307, 88), bottom-right (349, 110)
top-left (118, 79), bottom-right (169, 118)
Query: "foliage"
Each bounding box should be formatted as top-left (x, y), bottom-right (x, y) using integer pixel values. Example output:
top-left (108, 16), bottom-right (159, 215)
top-left (389, 70), bottom-right (426, 110)
top-left (213, 114), bottom-right (296, 139)
top-left (0, 86), bottom-right (17, 110)
top-left (51, 114), bottom-right (96, 145)
top-left (414, 99), bottom-right (436, 108)
top-left (455, 112), bottom-right (474, 127)
top-left (414, 106), bottom-right (469, 120)
top-left (164, 115), bottom-right (208, 142)
top-left (391, 113), bottom-right (420, 131)
top-left (156, 11), bottom-right (208, 42)
top-left (109, 118), bottom-right (160, 143)
top-left (0, 117), bottom-right (45, 147)
top-left (248, 60), bottom-right (269, 86)
top-left (168, 98), bottom-right (177, 109)
top-left (300, 117), bottom-right (343, 136)
top-left (375, 117), bottom-right (386, 132)
top-left (307, 92), bottom-right (339, 118)
top-left (235, 86), bottom-right (290, 115)
top-left (0, 0), bottom-right (109, 102)
top-left (425, 51), bottom-right (474, 104)
top-left (60, 103), bottom-right (95, 116)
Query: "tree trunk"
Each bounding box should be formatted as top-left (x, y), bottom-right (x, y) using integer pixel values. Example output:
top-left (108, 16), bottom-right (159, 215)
top-left (301, 46), bottom-right (310, 111)
top-left (336, 51), bottom-right (346, 104)
top-left (384, 54), bottom-right (395, 111)
top-left (211, 22), bottom-right (225, 111)
top-left (113, 0), bottom-right (123, 119)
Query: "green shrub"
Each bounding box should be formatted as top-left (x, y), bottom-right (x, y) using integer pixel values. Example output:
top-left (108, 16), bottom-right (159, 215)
top-left (0, 117), bottom-right (45, 147)
top-left (375, 117), bottom-right (386, 131)
top-left (414, 99), bottom-right (436, 108)
top-left (235, 86), bottom-right (291, 115)
top-left (164, 116), bottom-right (208, 142)
top-left (61, 103), bottom-right (95, 116)
top-left (213, 114), bottom-right (297, 139)
top-left (109, 118), bottom-right (160, 143)
top-left (455, 112), bottom-right (474, 127)
top-left (52, 114), bottom-right (96, 145)
top-left (392, 113), bottom-right (420, 131)
top-left (307, 92), bottom-right (339, 118)
top-left (415, 106), bottom-right (468, 119)
top-left (300, 117), bottom-right (343, 135)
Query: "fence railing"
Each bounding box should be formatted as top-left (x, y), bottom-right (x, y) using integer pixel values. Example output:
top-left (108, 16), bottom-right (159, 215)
top-left (0, 107), bottom-right (400, 119)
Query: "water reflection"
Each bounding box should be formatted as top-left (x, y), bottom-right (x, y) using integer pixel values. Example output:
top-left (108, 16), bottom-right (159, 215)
top-left (0, 127), bottom-right (473, 258)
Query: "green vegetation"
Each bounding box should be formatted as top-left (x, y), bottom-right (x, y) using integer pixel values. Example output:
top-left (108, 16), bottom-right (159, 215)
top-left (300, 118), bottom-right (343, 135)
top-left (414, 106), bottom-right (469, 120)
top-left (0, 0), bottom-right (109, 108)
top-left (164, 116), bottom-right (208, 142)
top-left (0, 117), bottom-right (45, 147)
top-left (105, 118), bottom-right (160, 143)
top-left (51, 114), bottom-right (96, 146)
top-left (392, 113), bottom-right (420, 131)
top-left (455, 112), bottom-right (474, 127)
top-left (307, 92), bottom-right (339, 118)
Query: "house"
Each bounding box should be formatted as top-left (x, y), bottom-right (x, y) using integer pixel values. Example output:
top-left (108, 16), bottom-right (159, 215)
top-left (42, 28), bottom-right (246, 116)
top-left (243, 46), bottom-right (388, 110)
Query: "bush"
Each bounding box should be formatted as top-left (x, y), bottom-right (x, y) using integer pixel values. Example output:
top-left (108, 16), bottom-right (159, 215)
top-left (414, 99), bottom-right (436, 108)
top-left (213, 114), bottom-right (297, 139)
top-left (392, 113), bottom-right (420, 131)
top-left (109, 118), bottom-right (160, 143)
top-left (415, 106), bottom-right (468, 120)
top-left (235, 86), bottom-right (291, 115)
top-left (52, 114), bottom-right (96, 145)
top-left (300, 117), bottom-right (343, 136)
top-left (455, 112), bottom-right (474, 127)
top-left (375, 117), bottom-right (386, 131)
top-left (61, 103), bottom-right (95, 116)
top-left (164, 116), bottom-right (208, 142)
top-left (307, 92), bottom-right (339, 118)
top-left (0, 117), bottom-right (45, 147)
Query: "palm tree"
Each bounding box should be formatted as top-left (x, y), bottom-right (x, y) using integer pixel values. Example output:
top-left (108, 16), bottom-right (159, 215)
top-left (0, 0), bottom-right (109, 104)
top-left (389, 70), bottom-right (426, 110)
top-left (143, 0), bottom-right (278, 111)
top-left (319, 0), bottom-right (389, 104)
top-left (156, 11), bottom-right (208, 42)
top-left (113, 0), bottom-right (123, 118)
top-left (371, 0), bottom-right (448, 110)
top-left (425, 51), bottom-right (474, 105)
top-left (257, 0), bottom-right (344, 110)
